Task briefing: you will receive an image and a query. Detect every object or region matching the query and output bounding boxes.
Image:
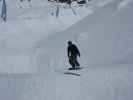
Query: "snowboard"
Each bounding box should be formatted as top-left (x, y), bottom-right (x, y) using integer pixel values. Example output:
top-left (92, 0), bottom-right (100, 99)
top-left (55, 67), bottom-right (82, 76)
top-left (68, 67), bottom-right (82, 70)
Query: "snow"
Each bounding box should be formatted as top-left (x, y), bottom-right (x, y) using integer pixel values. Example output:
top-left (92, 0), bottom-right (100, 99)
top-left (81, 65), bottom-right (133, 100)
top-left (0, 65), bottom-right (133, 100)
top-left (118, 0), bottom-right (132, 10)
top-left (0, 0), bottom-right (133, 100)
top-left (0, 0), bottom-right (94, 72)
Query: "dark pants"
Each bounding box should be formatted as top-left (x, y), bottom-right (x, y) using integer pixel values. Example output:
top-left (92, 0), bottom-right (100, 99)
top-left (69, 55), bottom-right (80, 68)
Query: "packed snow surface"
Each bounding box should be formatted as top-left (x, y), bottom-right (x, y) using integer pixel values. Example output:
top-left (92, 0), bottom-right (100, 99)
top-left (0, 0), bottom-right (133, 100)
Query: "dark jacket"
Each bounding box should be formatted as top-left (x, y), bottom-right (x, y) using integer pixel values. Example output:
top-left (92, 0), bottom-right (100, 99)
top-left (67, 44), bottom-right (80, 58)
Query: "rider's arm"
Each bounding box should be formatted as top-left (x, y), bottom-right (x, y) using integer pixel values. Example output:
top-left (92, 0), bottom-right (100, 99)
top-left (75, 45), bottom-right (80, 57)
top-left (67, 47), bottom-right (70, 58)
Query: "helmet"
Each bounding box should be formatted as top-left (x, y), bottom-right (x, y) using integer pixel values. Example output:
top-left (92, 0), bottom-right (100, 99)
top-left (68, 41), bottom-right (72, 45)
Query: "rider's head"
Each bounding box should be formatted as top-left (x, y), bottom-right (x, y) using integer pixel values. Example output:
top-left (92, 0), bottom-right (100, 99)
top-left (68, 41), bottom-right (72, 45)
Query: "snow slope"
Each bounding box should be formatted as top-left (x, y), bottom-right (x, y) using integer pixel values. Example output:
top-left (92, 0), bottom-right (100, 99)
top-left (34, 0), bottom-right (133, 74)
top-left (1, 0), bottom-right (131, 72)
top-left (0, 64), bottom-right (133, 100)
top-left (36, 0), bottom-right (133, 70)
top-left (0, 0), bottom-right (133, 100)
top-left (0, 0), bottom-right (92, 73)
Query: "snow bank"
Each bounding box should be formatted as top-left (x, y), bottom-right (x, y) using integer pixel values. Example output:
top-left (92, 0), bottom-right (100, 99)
top-left (41, 0), bottom-right (133, 68)
top-left (0, 0), bottom-right (91, 73)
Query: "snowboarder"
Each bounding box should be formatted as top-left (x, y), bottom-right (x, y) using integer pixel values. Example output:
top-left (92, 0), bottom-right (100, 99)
top-left (67, 41), bottom-right (80, 70)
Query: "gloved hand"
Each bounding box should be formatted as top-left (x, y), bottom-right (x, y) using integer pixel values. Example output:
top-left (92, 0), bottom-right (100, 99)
top-left (68, 56), bottom-right (71, 59)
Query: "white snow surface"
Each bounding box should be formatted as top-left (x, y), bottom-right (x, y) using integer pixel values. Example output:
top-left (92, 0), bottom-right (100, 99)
top-left (0, 65), bottom-right (133, 100)
top-left (0, 0), bottom-right (133, 100)
top-left (0, 0), bottom-right (93, 72)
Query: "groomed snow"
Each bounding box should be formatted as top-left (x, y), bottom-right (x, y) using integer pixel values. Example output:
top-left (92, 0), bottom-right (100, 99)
top-left (0, 0), bottom-right (133, 100)
top-left (0, 0), bottom-right (92, 73)
top-left (0, 64), bottom-right (133, 100)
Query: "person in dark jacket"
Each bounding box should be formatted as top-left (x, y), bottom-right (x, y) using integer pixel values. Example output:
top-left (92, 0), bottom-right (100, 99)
top-left (67, 41), bottom-right (80, 70)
